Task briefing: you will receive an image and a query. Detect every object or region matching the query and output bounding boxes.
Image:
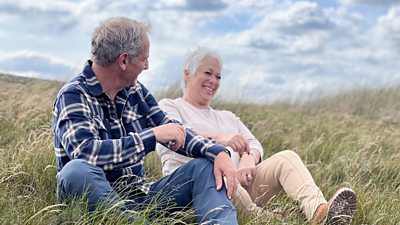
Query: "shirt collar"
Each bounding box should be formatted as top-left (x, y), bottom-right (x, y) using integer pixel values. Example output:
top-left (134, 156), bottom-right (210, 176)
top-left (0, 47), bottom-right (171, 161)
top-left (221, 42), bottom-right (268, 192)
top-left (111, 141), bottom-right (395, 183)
top-left (82, 60), bottom-right (105, 96)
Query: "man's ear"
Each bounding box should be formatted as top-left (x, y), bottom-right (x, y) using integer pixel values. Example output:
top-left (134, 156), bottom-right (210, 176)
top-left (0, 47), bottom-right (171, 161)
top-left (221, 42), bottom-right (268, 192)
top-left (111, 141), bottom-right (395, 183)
top-left (118, 53), bottom-right (129, 71)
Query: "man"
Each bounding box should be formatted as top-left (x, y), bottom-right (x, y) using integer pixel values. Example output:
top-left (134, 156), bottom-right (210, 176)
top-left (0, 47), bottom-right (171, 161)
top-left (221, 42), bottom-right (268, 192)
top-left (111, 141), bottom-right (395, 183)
top-left (52, 16), bottom-right (239, 224)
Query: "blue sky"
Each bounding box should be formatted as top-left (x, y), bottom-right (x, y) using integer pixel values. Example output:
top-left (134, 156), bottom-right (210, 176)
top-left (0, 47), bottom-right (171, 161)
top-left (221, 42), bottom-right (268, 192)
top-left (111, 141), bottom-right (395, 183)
top-left (1, 0), bottom-right (400, 103)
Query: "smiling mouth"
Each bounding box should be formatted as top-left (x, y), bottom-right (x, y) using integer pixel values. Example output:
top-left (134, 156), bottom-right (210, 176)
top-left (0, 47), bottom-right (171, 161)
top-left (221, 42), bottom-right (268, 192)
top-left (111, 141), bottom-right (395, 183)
top-left (203, 86), bottom-right (214, 93)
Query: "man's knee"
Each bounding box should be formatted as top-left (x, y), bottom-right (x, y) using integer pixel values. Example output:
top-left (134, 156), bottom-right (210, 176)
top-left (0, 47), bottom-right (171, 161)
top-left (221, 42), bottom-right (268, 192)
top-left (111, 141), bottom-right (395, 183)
top-left (178, 158), bottom-right (215, 184)
top-left (58, 159), bottom-right (106, 192)
top-left (59, 159), bottom-right (96, 181)
top-left (188, 158), bottom-right (213, 173)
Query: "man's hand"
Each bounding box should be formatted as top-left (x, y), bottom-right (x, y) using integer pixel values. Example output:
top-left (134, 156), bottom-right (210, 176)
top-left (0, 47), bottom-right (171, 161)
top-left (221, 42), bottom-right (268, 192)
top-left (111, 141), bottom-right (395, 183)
top-left (237, 153), bottom-right (256, 187)
top-left (152, 124), bottom-right (186, 150)
top-left (218, 133), bottom-right (250, 156)
top-left (214, 151), bottom-right (238, 200)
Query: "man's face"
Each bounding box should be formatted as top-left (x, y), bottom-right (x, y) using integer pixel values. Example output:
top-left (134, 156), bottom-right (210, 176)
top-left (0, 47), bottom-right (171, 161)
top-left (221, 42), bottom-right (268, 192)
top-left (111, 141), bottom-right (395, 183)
top-left (126, 33), bottom-right (150, 85)
top-left (134, 33), bottom-right (150, 72)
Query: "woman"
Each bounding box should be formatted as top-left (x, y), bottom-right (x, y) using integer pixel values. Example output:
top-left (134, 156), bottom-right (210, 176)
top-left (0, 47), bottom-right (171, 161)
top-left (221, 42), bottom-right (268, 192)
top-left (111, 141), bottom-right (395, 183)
top-left (156, 47), bottom-right (357, 224)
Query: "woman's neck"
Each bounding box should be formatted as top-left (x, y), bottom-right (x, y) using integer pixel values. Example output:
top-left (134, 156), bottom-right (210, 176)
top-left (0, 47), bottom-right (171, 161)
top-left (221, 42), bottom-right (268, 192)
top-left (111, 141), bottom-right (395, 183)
top-left (182, 94), bottom-right (210, 109)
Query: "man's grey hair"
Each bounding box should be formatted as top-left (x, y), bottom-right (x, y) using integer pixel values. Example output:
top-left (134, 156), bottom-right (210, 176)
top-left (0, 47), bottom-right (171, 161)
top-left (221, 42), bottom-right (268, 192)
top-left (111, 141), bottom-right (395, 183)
top-left (91, 16), bottom-right (150, 66)
top-left (182, 46), bottom-right (223, 90)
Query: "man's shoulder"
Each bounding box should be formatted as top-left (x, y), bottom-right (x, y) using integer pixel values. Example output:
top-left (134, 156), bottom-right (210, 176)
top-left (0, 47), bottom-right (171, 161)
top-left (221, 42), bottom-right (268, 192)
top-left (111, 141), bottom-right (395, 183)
top-left (56, 75), bottom-right (88, 98)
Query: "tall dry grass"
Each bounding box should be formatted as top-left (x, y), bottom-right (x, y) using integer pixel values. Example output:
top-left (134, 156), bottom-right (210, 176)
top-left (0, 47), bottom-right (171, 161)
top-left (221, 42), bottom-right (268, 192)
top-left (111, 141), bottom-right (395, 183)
top-left (0, 74), bottom-right (399, 224)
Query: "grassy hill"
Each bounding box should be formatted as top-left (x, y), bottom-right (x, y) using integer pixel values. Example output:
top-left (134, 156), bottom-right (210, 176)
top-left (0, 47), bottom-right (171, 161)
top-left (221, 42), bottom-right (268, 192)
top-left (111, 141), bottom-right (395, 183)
top-left (0, 73), bottom-right (399, 224)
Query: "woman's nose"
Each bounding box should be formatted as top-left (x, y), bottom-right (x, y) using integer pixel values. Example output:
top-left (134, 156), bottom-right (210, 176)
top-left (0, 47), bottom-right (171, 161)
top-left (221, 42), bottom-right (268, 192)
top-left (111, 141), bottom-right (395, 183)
top-left (209, 74), bottom-right (219, 82)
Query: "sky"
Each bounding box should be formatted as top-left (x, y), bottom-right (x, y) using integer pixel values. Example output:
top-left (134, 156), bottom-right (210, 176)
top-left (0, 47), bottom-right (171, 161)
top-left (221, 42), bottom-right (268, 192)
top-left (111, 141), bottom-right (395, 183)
top-left (1, 0), bottom-right (400, 103)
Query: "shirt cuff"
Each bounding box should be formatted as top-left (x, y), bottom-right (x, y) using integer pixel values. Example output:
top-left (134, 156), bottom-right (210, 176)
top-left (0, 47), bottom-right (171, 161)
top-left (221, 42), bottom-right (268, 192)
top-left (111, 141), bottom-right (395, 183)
top-left (138, 128), bottom-right (156, 154)
top-left (205, 144), bottom-right (227, 161)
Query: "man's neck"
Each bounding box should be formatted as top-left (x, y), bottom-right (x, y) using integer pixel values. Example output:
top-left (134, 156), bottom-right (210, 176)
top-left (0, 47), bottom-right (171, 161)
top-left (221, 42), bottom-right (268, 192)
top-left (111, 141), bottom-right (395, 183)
top-left (92, 63), bottom-right (123, 101)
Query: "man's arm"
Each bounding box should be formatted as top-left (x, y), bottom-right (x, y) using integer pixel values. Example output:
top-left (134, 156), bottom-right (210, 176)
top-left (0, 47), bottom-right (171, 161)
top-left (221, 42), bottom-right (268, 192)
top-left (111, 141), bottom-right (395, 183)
top-left (143, 89), bottom-right (230, 162)
top-left (197, 131), bottom-right (250, 156)
top-left (53, 90), bottom-right (156, 170)
top-left (214, 151), bottom-right (238, 200)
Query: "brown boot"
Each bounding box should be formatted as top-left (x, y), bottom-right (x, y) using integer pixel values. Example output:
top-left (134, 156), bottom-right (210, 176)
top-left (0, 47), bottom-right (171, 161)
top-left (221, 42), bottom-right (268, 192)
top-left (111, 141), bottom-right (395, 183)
top-left (311, 188), bottom-right (357, 225)
top-left (311, 203), bottom-right (329, 225)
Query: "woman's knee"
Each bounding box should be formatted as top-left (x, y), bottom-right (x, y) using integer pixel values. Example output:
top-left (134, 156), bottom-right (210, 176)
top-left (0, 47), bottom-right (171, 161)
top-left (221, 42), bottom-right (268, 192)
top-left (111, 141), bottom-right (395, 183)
top-left (279, 150), bottom-right (301, 160)
top-left (259, 150), bottom-right (303, 168)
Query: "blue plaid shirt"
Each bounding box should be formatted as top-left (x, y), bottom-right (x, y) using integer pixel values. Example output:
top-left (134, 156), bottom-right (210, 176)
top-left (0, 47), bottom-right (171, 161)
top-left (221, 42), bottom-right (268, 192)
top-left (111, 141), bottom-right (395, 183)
top-left (52, 61), bottom-right (226, 194)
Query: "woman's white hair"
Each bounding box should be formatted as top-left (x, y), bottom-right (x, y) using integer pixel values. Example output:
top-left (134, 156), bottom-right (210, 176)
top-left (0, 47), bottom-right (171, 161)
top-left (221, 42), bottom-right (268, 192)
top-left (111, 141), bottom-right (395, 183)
top-left (184, 46), bottom-right (223, 75)
top-left (182, 46), bottom-right (223, 90)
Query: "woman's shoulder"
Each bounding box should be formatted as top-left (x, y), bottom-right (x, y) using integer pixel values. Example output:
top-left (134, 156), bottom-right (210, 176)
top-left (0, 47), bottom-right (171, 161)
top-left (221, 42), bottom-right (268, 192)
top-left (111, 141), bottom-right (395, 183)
top-left (213, 108), bottom-right (237, 118)
top-left (158, 97), bottom-right (182, 107)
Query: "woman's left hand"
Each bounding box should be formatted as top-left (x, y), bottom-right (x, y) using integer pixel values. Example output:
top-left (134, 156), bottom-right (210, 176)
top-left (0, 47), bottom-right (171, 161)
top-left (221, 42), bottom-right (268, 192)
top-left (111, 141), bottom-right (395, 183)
top-left (237, 154), bottom-right (256, 187)
top-left (218, 133), bottom-right (250, 156)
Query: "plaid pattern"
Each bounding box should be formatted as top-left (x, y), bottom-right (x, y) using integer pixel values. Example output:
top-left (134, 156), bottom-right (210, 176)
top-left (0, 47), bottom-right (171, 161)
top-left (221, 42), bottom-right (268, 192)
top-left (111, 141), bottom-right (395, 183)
top-left (52, 61), bottom-right (226, 194)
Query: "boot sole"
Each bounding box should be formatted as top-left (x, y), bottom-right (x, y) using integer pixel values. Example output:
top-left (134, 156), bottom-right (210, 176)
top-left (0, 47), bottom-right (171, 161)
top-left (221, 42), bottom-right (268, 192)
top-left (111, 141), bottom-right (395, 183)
top-left (325, 187), bottom-right (357, 225)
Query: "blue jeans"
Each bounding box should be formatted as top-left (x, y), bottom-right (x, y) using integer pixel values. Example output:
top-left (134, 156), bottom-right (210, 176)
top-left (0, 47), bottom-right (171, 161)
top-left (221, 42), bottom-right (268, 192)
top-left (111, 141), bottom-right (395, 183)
top-left (57, 158), bottom-right (237, 224)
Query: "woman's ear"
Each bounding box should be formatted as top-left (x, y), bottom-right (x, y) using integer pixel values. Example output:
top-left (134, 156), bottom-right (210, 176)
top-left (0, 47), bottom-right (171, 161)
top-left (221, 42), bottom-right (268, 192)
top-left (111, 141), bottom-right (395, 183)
top-left (184, 69), bottom-right (190, 81)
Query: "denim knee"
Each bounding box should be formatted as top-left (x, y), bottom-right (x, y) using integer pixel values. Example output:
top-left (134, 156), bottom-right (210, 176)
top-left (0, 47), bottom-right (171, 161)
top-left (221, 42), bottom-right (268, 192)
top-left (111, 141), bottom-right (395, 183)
top-left (58, 159), bottom-right (99, 183)
top-left (57, 159), bottom-right (104, 199)
top-left (187, 158), bottom-right (213, 175)
top-left (57, 159), bottom-right (116, 211)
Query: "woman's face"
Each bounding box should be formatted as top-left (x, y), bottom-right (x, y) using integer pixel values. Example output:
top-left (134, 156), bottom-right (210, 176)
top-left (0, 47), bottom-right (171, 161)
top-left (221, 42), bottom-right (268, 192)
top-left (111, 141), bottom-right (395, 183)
top-left (185, 56), bottom-right (222, 106)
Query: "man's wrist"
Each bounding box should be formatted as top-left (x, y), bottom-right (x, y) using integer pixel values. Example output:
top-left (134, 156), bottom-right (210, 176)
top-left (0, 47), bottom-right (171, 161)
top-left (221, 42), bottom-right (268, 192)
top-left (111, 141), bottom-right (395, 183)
top-left (222, 148), bottom-right (231, 157)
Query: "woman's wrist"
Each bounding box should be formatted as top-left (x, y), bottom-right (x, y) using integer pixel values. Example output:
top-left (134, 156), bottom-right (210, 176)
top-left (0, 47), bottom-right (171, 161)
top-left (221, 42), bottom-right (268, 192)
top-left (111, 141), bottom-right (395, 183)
top-left (241, 151), bottom-right (258, 164)
top-left (248, 151), bottom-right (257, 163)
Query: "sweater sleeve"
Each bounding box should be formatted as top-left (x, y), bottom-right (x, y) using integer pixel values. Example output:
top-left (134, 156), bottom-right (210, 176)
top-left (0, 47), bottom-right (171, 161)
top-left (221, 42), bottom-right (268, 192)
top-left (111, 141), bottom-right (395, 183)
top-left (230, 111), bottom-right (264, 159)
top-left (158, 98), bottom-right (184, 122)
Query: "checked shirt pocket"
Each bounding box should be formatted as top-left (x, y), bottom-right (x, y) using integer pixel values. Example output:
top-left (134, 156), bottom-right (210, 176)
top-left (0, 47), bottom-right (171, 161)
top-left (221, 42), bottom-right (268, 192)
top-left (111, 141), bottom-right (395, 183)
top-left (93, 116), bottom-right (110, 139)
top-left (122, 107), bottom-right (146, 129)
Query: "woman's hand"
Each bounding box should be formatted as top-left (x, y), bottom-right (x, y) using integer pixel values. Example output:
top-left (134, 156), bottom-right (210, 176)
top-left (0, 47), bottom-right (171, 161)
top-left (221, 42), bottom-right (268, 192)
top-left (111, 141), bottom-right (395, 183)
top-left (218, 133), bottom-right (250, 155)
top-left (237, 153), bottom-right (256, 187)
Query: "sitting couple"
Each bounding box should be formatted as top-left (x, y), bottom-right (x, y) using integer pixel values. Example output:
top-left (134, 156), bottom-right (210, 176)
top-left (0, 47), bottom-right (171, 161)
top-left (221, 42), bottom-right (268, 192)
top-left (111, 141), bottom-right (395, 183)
top-left (53, 16), bottom-right (356, 225)
top-left (156, 46), bottom-right (357, 225)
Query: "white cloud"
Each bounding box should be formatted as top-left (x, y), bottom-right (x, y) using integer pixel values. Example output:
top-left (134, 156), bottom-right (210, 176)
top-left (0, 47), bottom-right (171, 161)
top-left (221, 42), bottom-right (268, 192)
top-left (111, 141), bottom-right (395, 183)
top-left (233, 0), bottom-right (274, 8)
top-left (0, 51), bottom-right (76, 81)
top-left (0, 0), bottom-right (77, 33)
top-left (375, 5), bottom-right (400, 47)
top-left (193, 1), bottom-right (400, 103)
top-left (210, 1), bottom-right (361, 55)
top-left (269, 1), bottom-right (334, 32)
top-left (292, 77), bottom-right (317, 94)
top-left (0, 0), bottom-right (399, 103)
top-left (159, 0), bottom-right (228, 11)
top-left (339, 0), bottom-right (400, 5)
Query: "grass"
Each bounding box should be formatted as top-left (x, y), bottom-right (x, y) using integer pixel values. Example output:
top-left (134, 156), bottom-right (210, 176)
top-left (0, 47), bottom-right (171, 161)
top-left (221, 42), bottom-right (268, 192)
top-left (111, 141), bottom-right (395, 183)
top-left (0, 73), bottom-right (399, 224)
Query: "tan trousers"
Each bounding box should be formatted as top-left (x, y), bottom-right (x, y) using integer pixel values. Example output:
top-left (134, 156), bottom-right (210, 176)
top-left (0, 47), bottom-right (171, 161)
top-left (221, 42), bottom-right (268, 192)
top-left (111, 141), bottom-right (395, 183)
top-left (232, 150), bottom-right (327, 220)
